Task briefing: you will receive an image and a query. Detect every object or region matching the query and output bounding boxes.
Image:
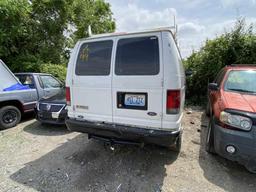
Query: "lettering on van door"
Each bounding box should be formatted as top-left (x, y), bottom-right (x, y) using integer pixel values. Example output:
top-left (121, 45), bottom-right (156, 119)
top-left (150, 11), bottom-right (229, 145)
top-left (76, 105), bottom-right (89, 110)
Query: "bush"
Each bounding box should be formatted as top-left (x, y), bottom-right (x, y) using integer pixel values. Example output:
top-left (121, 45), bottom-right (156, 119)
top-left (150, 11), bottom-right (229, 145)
top-left (5, 54), bottom-right (67, 82)
top-left (10, 54), bottom-right (42, 72)
top-left (184, 19), bottom-right (256, 105)
top-left (39, 63), bottom-right (67, 82)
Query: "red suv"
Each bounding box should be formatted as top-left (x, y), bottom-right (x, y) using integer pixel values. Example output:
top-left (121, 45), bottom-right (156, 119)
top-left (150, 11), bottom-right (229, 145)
top-left (206, 65), bottom-right (256, 173)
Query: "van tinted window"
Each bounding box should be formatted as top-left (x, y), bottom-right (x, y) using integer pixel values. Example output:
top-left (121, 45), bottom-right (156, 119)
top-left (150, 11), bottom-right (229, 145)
top-left (76, 40), bottom-right (113, 76)
top-left (115, 36), bottom-right (159, 75)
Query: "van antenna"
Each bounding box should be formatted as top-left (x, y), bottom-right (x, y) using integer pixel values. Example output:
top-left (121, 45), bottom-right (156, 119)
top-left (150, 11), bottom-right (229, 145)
top-left (173, 15), bottom-right (178, 43)
top-left (88, 25), bottom-right (92, 37)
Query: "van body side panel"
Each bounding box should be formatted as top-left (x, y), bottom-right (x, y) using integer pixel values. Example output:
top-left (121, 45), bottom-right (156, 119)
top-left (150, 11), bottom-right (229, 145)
top-left (162, 31), bottom-right (185, 130)
top-left (112, 32), bottom-right (163, 129)
top-left (66, 42), bottom-right (80, 119)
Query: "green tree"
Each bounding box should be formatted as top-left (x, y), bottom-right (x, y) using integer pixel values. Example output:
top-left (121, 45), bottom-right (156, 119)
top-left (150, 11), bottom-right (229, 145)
top-left (0, 0), bottom-right (115, 74)
top-left (30, 0), bottom-right (73, 64)
top-left (71, 0), bottom-right (115, 41)
top-left (185, 19), bottom-right (256, 104)
top-left (0, 0), bottom-right (35, 71)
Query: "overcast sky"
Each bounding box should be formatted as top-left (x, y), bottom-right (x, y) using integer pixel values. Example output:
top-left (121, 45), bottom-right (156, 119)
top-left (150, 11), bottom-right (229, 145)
top-left (105, 0), bottom-right (256, 58)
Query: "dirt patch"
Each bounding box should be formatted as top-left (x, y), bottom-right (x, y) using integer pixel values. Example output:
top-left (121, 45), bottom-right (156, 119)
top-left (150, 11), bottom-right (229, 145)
top-left (0, 107), bottom-right (256, 192)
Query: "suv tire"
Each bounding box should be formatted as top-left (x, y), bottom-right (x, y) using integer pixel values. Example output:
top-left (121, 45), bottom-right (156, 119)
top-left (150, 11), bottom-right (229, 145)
top-left (206, 115), bottom-right (216, 154)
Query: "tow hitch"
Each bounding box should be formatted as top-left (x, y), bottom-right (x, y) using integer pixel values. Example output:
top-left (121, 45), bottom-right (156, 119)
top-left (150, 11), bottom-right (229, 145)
top-left (88, 134), bottom-right (145, 148)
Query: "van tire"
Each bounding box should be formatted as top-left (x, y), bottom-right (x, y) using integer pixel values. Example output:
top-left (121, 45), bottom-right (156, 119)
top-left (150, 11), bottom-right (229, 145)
top-left (169, 134), bottom-right (182, 152)
top-left (0, 106), bottom-right (21, 130)
top-left (174, 134), bottom-right (182, 152)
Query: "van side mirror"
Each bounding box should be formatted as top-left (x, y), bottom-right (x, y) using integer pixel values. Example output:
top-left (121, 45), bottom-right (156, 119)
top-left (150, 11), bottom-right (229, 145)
top-left (208, 83), bottom-right (219, 91)
top-left (185, 69), bottom-right (193, 77)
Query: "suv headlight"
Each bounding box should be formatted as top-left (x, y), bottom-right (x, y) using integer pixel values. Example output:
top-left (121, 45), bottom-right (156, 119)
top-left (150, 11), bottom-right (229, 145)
top-left (220, 111), bottom-right (252, 131)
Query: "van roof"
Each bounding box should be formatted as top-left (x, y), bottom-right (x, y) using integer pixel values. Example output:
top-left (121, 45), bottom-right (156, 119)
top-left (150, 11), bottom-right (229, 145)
top-left (78, 27), bottom-right (182, 58)
top-left (15, 72), bottom-right (51, 76)
top-left (224, 64), bottom-right (256, 71)
top-left (79, 27), bottom-right (176, 41)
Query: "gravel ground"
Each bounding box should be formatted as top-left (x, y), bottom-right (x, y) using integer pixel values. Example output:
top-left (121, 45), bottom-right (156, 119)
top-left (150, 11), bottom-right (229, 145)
top-left (0, 107), bottom-right (256, 192)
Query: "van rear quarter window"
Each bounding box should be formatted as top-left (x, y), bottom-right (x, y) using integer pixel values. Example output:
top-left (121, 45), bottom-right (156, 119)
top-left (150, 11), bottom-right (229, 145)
top-left (76, 40), bottom-right (113, 76)
top-left (115, 36), bottom-right (160, 75)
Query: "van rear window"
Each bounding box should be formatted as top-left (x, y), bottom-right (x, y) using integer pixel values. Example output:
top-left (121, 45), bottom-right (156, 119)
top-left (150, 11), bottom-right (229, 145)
top-left (115, 36), bottom-right (159, 75)
top-left (76, 40), bottom-right (113, 76)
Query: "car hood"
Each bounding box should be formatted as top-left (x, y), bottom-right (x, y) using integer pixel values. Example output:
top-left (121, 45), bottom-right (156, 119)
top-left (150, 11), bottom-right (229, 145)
top-left (222, 91), bottom-right (256, 113)
top-left (40, 90), bottom-right (66, 104)
top-left (0, 60), bottom-right (21, 91)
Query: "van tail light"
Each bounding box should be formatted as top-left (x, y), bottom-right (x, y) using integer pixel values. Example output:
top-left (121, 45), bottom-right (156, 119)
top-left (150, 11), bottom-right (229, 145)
top-left (66, 87), bottom-right (71, 106)
top-left (166, 90), bottom-right (181, 114)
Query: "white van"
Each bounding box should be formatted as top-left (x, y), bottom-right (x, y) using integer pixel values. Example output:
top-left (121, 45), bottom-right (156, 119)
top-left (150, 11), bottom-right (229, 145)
top-left (66, 28), bottom-right (185, 150)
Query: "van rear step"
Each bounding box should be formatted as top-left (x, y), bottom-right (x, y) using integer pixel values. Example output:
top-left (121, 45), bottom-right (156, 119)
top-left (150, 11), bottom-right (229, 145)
top-left (88, 134), bottom-right (144, 147)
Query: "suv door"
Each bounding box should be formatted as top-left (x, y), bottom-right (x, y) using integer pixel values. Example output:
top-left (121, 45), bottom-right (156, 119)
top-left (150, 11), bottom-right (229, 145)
top-left (15, 74), bottom-right (36, 89)
top-left (209, 69), bottom-right (226, 112)
top-left (72, 39), bottom-right (113, 122)
top-left (112, 33), bottom-right (163, 128)
top-left (15, 74), bottom-right (39, 110)
top-left (39, 75), bottom-right (62, 97)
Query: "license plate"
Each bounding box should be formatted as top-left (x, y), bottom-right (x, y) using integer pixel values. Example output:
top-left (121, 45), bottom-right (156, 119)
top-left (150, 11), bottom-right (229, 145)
top-left (124, 94), bottom-right (145, 106)
top-left (51, 112), bottom-right (59, 119)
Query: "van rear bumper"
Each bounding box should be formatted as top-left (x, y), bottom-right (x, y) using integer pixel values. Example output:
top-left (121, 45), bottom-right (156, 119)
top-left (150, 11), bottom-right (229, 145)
top-left (66, 118), bottom-right (181, 147)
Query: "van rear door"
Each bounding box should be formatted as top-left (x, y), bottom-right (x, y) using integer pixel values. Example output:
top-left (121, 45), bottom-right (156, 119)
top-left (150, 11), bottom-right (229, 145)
top-left (112, 33), bottom-right (163, 128)
top-left (72, 39), bottom-right (114, 122)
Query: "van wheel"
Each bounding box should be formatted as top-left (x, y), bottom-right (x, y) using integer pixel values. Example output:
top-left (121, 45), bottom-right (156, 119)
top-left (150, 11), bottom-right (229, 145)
top-left (0, 106), bottom-right (21, 130)
top-left (169, 134), bottom-right (182, 152)
top-left (206, 116), bottom-right (216, 154)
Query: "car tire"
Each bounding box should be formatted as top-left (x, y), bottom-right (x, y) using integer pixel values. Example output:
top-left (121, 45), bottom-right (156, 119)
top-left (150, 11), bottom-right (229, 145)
top-left (0, 106), bottom-right (21, 130)
top-left (206, 115), bottom-right (216, 154)
top-left (206, 101), bottom-right (210, 117)
top-left (245, 160), bottom-right (256, 174)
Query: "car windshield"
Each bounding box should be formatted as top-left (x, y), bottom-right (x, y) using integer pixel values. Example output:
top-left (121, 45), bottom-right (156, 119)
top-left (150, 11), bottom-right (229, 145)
top-left (225, 70), bottom-right (256, 94)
